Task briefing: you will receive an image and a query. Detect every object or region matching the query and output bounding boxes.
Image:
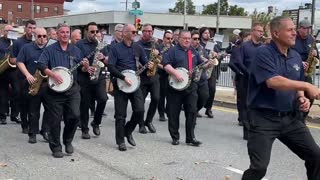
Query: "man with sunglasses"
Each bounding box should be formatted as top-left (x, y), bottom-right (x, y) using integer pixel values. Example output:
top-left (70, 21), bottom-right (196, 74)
top-left (9, 20), bottom-right (37, 133)
top-left (16, 28), bottom-right (48, 144)
top-left (157, 30), bottom-right (174, 122)
top-left (0, 24), bottom-right (14, 125)
top-left (75, 22), bottom-right (108, 139)
top-left (136, 23), bottom-right (160, 134)
top-left (108, 24), bottom-right (153, 151)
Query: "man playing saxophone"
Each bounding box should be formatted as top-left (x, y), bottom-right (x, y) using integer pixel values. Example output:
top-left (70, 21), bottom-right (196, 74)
top-left (75, 22), bottom-right (108, 139)
top-left (16, 28), bottom-right (49, 143)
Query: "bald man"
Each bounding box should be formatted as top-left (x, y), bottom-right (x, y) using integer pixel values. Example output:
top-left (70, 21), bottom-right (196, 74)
top-left (71, 29), bottom-right (81, 45)
top-left (16, 28), bottom-right (49, 144)
top-left (0, 24), bottom-right (14, 125)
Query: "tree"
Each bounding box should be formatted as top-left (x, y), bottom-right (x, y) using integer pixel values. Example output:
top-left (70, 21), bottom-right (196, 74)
top-left (201, 0), bottom-right (247, 16)
top-left (169, 0), bottom-right (196, 15)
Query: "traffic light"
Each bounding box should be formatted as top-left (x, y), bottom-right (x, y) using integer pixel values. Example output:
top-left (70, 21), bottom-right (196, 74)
top-left (135, 18), bottom-right (142, 31)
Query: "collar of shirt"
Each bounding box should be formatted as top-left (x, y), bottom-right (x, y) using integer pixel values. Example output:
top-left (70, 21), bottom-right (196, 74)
top-left (83, 38), bottom-right (97, 45)
top-left (250, 40), bottom-right (261, 47)
top-left (121, 41), bottom-right (134, 48)
top-left (51, 41), bottom-right (74, 53)
top-left (32, 41), bottom-right (44, 50)
top-left (269, 40), bottom-right (296, 59)
top-left (176, 43), bottom-right (191, 52)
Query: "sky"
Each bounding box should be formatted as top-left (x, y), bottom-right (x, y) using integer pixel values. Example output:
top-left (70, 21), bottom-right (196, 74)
top-left (64, 0), bottom-right (320, 15)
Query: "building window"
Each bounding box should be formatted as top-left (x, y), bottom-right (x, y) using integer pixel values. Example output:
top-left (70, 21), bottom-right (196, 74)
top-left (17, 4), bottom-right (22, 12)
top-left (54, 7), bottom-right (58, 15)
top-left (8, 11), bottom-right (12, 15)
top-left (0, 4), bottom-right (2, 10)
top-left (44, 7), bottom-right (49, 12)
top-left (36, 5), bottom-right (40, 13)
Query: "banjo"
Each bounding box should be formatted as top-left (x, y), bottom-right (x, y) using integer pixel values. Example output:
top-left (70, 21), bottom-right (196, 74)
top-left (168, 58), bottom-right (218, 91)
top-left (48, 61), bottom-right (83, 93)
top-left (116, 63), bottom-right (149, 93)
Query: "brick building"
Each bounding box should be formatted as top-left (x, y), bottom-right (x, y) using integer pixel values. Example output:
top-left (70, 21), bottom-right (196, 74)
top-left (0, 0), bottom-right (73, 25)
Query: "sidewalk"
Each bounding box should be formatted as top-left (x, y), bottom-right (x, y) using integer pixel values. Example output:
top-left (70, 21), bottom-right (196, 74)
top-left (214, 87), bottom-right (320, 124)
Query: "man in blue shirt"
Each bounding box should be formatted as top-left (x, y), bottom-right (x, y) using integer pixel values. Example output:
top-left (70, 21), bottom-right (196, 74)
top-left (242, 16), bottom-right (320, 180)
top-left (136, 23), bottom-right (160, 134)
top-left (37, 23), bottom-right (89, 158)
top-left (16, 28), bottom-right (48, 144)
top-left (163, 30), bottom-right (202, 146)
top-left (108, 24), bottom-right (153, 151)
top-left (76, 22), bottom-right (108, 139)
top-left (0, 24), bottom-right (14, 125)
top-left (10, 20), bottom-right (36, 132)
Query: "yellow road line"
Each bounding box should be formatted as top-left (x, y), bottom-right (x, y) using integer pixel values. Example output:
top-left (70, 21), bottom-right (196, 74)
top-left (213, 106), bottom-right (320, 130)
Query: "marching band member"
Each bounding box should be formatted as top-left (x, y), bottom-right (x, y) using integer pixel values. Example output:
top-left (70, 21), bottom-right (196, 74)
top-left (16, 27), bottom-right (48, 143)
top-left (70, 29), bottom-right (81, 45)
top-left (37, 23), bottom-right (88, 158)
top-left (111, 24), bottom-right (124, 45)
top-left (163, 30), bottom-right (202, 146)
top-left (0, 24), bottom-right (14, 125)
top-left (136, 23), bottom-right (160, 133)
top-left (76, 22), bottom-right (108, 139)
top-left (157, 30), bottom-right (173, 122)
top-left (47, 28), bottom-right (57, 40)
top-left (108, 24), bottom-right (153, 151)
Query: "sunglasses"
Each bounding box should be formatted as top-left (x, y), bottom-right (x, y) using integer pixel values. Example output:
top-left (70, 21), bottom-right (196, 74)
top-left (37, 35), bottom-right (47, 38)
top-left (192, 38), bottom-right (200, 41)
top-left (166, 37), bottom-right (173, 40)
top-left (90, 30), bottom-right (99, 34)
top-left (142, 30), bottom-right (152, 33)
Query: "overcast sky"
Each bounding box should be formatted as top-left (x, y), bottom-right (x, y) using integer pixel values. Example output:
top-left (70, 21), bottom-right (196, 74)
top-left (64, 0), bottom-right (320, 15)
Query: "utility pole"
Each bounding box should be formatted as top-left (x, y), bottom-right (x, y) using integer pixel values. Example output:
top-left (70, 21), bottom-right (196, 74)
top-left (311, 0), bottom-right (316, 34)
top-left (216, 0), bottom-right (220, 34)
top-left (31, 0), bottom-right (34, 19)
top-left (120, 0), bottom-right (131, 11)
top-left (183, 0), bottom-right (186, 30)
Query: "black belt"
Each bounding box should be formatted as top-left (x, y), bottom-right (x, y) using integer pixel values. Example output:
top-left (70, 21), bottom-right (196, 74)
top-left (254, 108), bottom-right (293, 117)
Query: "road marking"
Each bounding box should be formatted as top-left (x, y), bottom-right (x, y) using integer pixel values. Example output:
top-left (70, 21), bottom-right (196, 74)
top-left (224, 167), bottom-right (268, 180)
top-left (213, 107), bottom-right (320, 130)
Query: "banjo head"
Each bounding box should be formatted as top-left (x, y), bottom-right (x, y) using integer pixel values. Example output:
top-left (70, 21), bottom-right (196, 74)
top-left (48, 67), bottom-right (73, 93)
top-left (168, 67), bottom-right (191, 91)
top-left (117, 70), bottom-right (140, 93)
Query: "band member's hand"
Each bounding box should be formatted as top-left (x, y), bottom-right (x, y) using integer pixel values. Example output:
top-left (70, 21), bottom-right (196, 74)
top-left (207, 60), bottom-right (215, 68)
top-left (211, 51), bottom-right (218, 58)
top-left (52, 73), bottom-right (63, 84)
top-left (26, 74), bottom-right (36, 85)
top-left (124, 77), bottom-right (132, 86)
top-left (298, 96), bottom-right (310, 112)
top-left (87, 66), bottom-right (96, 75)
top-left (312, 49), bottom-right (318, 57)
top-left (147, 61), bottom-right (154, 70)
top-left (104, 56), bottom-right (108, 64)
top-left (303, 62), bottom-right (309, 71)
top-left (82, 58), bottom-right (90, 68)
top-left (97, 53), bottom-right (105, 61)
top-left (306, 84), bottom-right (320, 100)
top-left (174, 71), bottom-right (184, 82)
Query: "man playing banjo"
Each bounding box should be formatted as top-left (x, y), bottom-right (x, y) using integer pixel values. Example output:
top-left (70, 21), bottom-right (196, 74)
top-left (108, 24), bottom-right (154, 151)
top-left (37, 23), bottom-right (89, 158)
top-left (163, 30), bottom-right (203, 146)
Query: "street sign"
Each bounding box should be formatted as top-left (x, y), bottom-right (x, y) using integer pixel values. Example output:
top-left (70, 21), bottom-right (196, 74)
top-left (129, 9), bottom-right (143, 16)
top-left (132, 1), bottom-right (140, 9)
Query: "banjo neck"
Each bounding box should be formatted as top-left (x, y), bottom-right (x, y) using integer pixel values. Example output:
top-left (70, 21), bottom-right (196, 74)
top-left (189, 58), bottom-right (215, 74)
top-left (135, 63), bottom-right (148, 76)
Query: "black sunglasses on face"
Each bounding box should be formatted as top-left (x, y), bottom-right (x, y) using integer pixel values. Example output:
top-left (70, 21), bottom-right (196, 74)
top-left (90, 30), bottom-right (99, 34)
top-left (166, 37), bottom-right (173, 40)
top-left (192, 38), bottom-right (200, 41)
top-left (37, 35), bottom-right (47, 38)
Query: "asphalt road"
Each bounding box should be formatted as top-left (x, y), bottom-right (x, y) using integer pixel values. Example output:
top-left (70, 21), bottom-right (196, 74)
top-left (1, 101), bottom-right (320, 180)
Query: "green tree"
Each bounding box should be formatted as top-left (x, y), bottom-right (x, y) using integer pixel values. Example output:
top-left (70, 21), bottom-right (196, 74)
top-left (169, 0), bottom-right (196, 15)
top-left (201, 0), bottom-right (247, 16)
top-left (251, 9), bottom-right (273, 27)
top-left (228, 5), bottom-right (248, 16)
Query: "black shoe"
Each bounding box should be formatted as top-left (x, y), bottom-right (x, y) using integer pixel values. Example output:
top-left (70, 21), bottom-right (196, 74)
top-left (197, 112), bottom-right (202, 118)
top-left (81, 132), bottom-right (91, 139)
top-left (139, 126), bottom-right (147, 134)
top-left (186, 139), bottom-right (202, 146)
top-left (118, 143), bottom-right (127, 151)
top-left (11, 116), bottom-right (21, 124)
top-left (28, 135), bottom-right (37, 144)
top-left (145, 122), bottom-right (156, 133)
top-left (65, 144), bottom-right (74, 154)
top-left (91, 122), bottom-right (100, 136)
top-left (171, 139), bottom-right (179, 145)
top-left (52, 151), bottom-right (64, 158)
top-left (40, 131), bottom-right (49, 142)
top-left (102, 113), bottom-right (107, 117)
top-left (0, 118), bottom-right (7, 125)
top-left (126, 133), bottom-right (136, 146)
top-left (205, 109), bottom-right (214, 118)
top-left (22, 128), bottom-right (28, 134)
top-left (159, 116), bottom-right (166, 122)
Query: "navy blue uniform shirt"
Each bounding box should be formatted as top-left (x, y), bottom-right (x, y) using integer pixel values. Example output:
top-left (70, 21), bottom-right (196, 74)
top-left (38, 42), bottom-right (82, 80)
top-left (293, 33), bottom-right (319, 62)
top-left (11, 35), bottom-right (32, 58)
top-left (228, 44), bottom-right (243, 75)
top-left (75, 38), bottom-right (97, 65)
top-left (238, 40), bottom-right (261, 74)
top-left (247, 41), bottom-right (304, 112)
top-left (108, 41), bottom-right (148, 72)
top-left (0, 37), bottom-right (13, 59)
top-left (193, 45), bottom-right (209, 85)
top-left (16, 42), bottom-right (44, 75)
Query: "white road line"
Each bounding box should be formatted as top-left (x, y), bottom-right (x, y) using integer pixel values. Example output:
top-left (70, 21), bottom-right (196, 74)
top-left (224, 166), bottom-right (268, 180)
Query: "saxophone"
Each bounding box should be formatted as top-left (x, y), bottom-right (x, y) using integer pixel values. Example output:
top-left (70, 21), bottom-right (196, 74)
top-left (304, 37), bottom-right (319, 77)
top-left (146, 40), bottom-right (162, 77)
top-left (193, 46), bottom-right (206, 82)
top-left (0, 40), bottom-right (16, 75)
top-left (90, 37), bottom-right (106, 81)
top-left (28, 69), bottom-right (48, 96)
top-left (206, 50), bottom-right (220, 79)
